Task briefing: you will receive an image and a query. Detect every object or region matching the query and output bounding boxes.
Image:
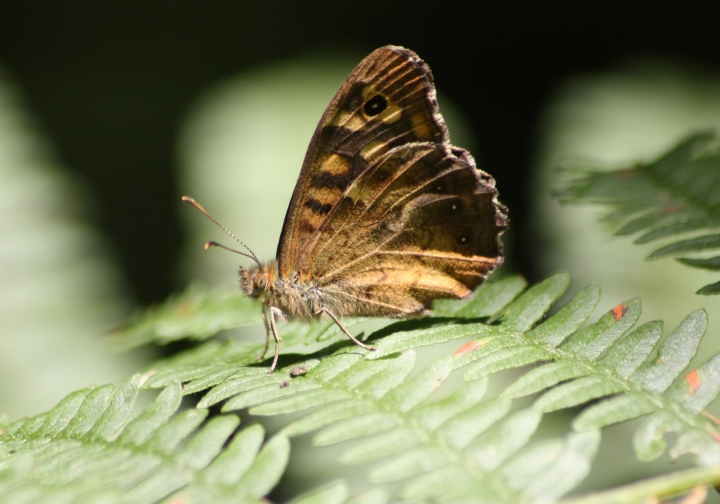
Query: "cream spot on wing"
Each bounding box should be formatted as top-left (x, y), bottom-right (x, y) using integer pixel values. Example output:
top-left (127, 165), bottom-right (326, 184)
top-left (379, 103), bottom-right (402, 124)
top-left (345, 181), bottom-right (361, 202)
top-left (333, 110), bottom-right (366, 130)
top-left (410, 111), bottom-right (434, 140)
top-left (319, 153), bottom-right (351, 175)
top-left (333, 110), bottom-right (351, 125)
top-left (322, 107), bottom-right (342, 128)
top-left (360, 139), bottom-right (387, 160)
top-left (361, 84), bottom-right (378, 100)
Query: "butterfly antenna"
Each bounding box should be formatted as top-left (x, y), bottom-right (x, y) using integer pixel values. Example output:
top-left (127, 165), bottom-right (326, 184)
top-left (202, 240), bottom-right (258, 262)
top-left (181, 196), bottom-right (261, 265)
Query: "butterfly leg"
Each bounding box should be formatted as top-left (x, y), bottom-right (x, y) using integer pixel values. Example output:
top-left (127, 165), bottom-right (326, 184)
top-left (258, 308), bottom-right (271, 361)
top-left (267, 306), bottom-right (284, 373)
top-left (321, 307), bottom-right (376, 352)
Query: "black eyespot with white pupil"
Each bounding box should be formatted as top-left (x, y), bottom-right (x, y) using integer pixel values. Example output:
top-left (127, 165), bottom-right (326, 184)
top-left (364, 95), bottom-right (388, 117)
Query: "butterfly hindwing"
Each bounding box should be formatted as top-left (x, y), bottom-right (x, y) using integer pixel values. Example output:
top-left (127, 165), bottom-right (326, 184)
top-left (295, 143), bottom-right (507, 317)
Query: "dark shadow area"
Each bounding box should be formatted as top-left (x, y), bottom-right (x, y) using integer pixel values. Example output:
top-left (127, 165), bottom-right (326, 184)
top-left (0, 1), bottom-right (718, 308)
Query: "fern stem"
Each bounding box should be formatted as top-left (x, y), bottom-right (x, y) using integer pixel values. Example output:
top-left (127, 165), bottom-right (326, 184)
top-left (560, 465), bottom-right (720, 504)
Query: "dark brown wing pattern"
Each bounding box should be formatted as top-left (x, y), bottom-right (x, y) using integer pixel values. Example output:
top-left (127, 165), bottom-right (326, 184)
top-left (305, 143), bottom-right (507, 317)
top-left (277, 46), bottom-right (448, 276)
top-left (277, 45), bottom-right (508, 317)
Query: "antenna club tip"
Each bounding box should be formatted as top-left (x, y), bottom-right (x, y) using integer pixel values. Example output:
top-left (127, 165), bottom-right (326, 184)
top-left (203, 241), bottom-right (212, 250)
top-left (181, 195), bottom-right (195, 203)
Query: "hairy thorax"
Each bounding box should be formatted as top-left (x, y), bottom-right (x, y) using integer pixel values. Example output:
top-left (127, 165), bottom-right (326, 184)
top-left (239, 261), bottom-right (327, 321)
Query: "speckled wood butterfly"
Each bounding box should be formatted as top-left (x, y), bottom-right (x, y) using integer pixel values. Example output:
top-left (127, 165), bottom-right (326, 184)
top-left (184, 45), bottom-right (508, 372)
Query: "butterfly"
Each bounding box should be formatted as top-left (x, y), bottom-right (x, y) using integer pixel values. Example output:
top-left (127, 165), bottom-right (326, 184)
top-left (183, 45), bottom-right (508, 372)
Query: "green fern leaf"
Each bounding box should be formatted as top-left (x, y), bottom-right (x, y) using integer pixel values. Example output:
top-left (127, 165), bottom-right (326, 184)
top-left (111, 288), bottom-right (364, 354)
top-left (109, 285), bottom-right (259, 350)
top-left (289, 480), bottom-right (351, 504)
top-left (560, 131), bottom-right (720, 294)
top-left (678, 256), bottom-right (720, 271)
top-left (11, 273), bottom-right (720, 501)
top-left (0, 376), bottom-right (288, 503)
top-left (123, 272), bottom-right (720, 502)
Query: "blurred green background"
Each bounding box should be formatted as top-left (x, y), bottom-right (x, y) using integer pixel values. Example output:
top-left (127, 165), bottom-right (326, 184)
top-left (2, 3), bottom-right (720, 495)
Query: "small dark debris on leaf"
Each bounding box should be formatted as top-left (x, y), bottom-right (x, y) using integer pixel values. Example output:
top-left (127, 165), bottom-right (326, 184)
top-left (290, 366), bottom-right (308, 377)
top-left (279, 380), bottom-right (290, 388)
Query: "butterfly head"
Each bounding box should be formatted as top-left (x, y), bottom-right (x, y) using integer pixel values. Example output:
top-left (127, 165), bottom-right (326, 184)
top-left (239, 261), bottom-right (276, 300)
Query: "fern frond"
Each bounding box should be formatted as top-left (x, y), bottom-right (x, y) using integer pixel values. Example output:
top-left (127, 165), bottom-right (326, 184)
top-left (5, 273), bottom-right (720, 501)
top-left (109, 285), bottom-right (258, 350)
top-left (560, 131), bottom-right (720, 294)
top-left (129, 273), bottom-right (720, 502)
top-left (0, 376), bottom-right (288, 503)
top-left (110, 282), bottom-right (374, 372)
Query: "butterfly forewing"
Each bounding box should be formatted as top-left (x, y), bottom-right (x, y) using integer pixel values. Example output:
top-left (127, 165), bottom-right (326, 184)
top-left (277, 46), bottom-right (449, 276)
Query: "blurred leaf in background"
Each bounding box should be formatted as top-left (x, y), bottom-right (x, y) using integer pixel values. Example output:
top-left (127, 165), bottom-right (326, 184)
top-left (559, 132), bottom-right (720, 295)
top-left (533, 58), bottom-right (720, 340)
top-left (0, 67), bottom-right (147, 420)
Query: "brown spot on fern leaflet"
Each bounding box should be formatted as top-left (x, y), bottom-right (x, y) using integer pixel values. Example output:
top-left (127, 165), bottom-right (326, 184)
top-left (611, 303), bottom-right (627, 321)
top-left (676, 486), bottom-right (708, 504)
top-left (702, 411), bottom-right (720, 425)
top-left (686, 369), bottom-right (701, 393)
top-left (454, 341), bottom-right (481, 356)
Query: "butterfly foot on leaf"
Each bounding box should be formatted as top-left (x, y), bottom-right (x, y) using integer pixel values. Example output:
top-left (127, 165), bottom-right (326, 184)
top-left (360, 343), bottom-right (377, 352)
top-left (320, 307), bottom-right (376, 352)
